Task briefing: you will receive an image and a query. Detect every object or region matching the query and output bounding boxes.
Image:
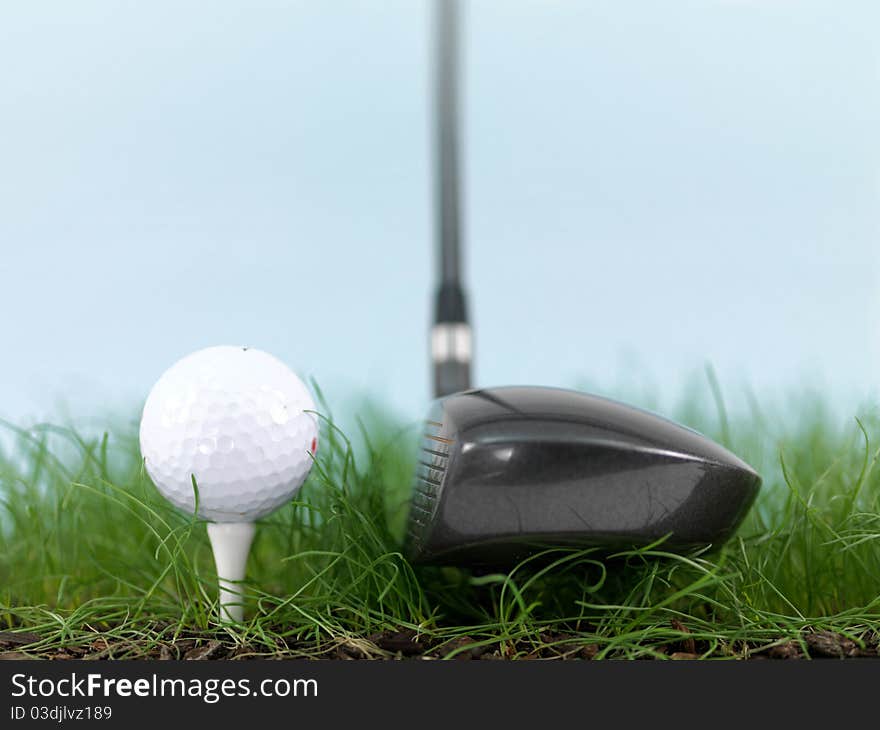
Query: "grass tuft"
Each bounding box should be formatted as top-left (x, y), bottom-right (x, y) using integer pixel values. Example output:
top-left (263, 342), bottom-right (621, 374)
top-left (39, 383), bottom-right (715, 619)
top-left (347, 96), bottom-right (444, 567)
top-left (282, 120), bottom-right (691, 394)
top-left (2, 386), bottom-right (880, 659)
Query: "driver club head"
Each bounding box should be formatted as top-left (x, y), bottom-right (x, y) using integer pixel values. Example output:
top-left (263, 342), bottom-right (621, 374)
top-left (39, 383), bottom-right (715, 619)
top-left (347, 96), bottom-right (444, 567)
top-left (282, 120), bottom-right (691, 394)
top-left (405, 386), bottom-right (761, 568)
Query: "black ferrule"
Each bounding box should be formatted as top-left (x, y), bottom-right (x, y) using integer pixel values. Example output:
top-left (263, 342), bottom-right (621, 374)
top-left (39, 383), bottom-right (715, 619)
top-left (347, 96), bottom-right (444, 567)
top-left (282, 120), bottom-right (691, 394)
top-left (435, 283), bottom-right (468, 324)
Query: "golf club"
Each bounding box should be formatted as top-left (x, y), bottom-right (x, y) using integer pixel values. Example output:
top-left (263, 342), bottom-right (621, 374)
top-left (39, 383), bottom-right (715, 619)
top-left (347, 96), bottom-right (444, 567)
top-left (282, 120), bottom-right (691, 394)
top-left (406, 0), bottom-right (761, 568)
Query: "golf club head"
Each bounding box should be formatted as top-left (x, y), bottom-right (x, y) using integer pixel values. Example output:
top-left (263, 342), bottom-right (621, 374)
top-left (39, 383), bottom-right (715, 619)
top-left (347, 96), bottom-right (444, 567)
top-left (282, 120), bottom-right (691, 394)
top-left (406, 386), bottom-right (761, 567)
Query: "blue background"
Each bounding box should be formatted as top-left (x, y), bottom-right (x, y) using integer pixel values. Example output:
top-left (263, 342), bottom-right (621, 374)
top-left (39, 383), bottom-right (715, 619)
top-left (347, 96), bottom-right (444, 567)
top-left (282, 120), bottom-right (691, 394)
top-left (1, 0), bottom-right (877, 424)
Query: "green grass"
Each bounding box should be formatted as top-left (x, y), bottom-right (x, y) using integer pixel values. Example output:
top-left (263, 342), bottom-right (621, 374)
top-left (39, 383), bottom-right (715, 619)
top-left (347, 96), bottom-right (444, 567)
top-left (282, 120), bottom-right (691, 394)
top-left (2, 379), bottom-right (880, 660)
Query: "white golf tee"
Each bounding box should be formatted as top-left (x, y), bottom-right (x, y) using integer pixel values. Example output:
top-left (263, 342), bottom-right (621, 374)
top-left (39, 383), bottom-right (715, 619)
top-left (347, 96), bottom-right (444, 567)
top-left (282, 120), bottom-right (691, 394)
top-left (206, 522), bottom-right (256, 623)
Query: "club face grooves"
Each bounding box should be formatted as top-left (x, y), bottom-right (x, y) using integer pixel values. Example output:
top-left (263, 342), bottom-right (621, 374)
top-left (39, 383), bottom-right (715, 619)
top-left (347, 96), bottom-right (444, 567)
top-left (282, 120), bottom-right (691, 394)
top-left (405, 411), bottom-right (453, 557)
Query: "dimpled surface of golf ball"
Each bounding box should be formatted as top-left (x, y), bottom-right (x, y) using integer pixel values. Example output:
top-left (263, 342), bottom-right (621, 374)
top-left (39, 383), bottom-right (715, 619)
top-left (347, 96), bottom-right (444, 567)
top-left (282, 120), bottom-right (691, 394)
top-left (139, 346), bottom-right (318, 522)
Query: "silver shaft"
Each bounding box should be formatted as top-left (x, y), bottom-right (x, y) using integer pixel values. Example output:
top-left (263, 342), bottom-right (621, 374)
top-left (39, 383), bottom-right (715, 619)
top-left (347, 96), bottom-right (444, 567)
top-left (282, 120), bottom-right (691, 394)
top-left (435, 0), bottom-right (463, 286)
top-left (432, 0), bottom-right (472, 398)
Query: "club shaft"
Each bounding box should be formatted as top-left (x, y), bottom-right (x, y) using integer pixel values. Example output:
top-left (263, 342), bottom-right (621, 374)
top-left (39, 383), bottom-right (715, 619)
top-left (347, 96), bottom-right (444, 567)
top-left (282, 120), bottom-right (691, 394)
top-left (432, 0), bottom-right (472, 397)
top-left (435, 0), bottom-right (463, 288)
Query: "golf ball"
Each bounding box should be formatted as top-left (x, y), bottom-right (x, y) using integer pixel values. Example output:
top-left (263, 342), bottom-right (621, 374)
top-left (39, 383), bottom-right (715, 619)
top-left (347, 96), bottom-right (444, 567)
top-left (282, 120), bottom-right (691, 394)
top-left (139, 346), bottom-right (318, 522)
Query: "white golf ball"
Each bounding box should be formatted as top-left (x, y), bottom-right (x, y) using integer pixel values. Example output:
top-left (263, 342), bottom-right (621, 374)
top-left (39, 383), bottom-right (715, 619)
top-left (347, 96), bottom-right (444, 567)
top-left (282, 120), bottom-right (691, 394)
top-left (139, 346), bottom-right (318, 522)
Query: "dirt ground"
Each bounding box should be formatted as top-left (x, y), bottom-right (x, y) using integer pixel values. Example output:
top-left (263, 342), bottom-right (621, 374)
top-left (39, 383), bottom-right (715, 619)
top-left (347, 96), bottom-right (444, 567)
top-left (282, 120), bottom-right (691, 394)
top-left (0, 626), bottom-right (874, 660)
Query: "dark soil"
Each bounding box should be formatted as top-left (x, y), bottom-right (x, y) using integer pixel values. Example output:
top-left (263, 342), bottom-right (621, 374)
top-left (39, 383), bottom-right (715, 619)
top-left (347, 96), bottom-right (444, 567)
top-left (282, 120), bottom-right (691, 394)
top-left (1, 626), bottom-right (877, 660)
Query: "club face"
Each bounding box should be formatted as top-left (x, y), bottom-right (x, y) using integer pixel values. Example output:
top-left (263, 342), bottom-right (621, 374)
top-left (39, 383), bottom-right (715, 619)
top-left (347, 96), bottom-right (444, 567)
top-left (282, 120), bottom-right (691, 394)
top-left (406, 386), bottom-right (761, 568)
